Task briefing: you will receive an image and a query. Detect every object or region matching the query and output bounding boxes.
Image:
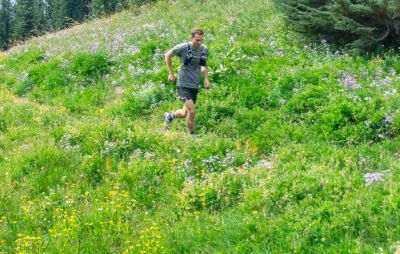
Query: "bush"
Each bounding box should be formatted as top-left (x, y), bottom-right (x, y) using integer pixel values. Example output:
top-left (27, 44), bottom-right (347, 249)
top-left (285, 85), bottom-right (330, 115)
top-left (123, 85), bottom-right (167, 118)
top-left (277, 0), bottom-right (400, 51)
top-left (313, 97), bottom-right (395, 144)
top-left (178, 171), bottom-right (251, 212)
top-left (70, 52), bottom-right (110, 82)
top-left (26, 59), bottom-right (71, 99)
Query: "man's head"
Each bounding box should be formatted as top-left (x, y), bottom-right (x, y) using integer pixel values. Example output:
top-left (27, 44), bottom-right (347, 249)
top-left (190, 28), bottom-right (204, 48)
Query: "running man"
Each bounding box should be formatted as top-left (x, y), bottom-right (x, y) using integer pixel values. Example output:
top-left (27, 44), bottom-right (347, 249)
top-left (163, 28), bottom-right (209, 135)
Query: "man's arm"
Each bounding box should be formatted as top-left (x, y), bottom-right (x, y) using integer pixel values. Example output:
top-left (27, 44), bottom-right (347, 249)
top-left (202, 65), bottom-right (209, 89)
top-left (165, 50), bottom-right (175, 82)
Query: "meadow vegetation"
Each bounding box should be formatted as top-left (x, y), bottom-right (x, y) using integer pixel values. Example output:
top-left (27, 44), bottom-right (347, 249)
top-left (1, 0), bottom-right (400, 253)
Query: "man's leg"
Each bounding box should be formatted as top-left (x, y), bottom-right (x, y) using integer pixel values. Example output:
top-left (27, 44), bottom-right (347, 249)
top-left (173, 106), bottom-right (188, 119)
top-left (184, 100), bottom-right (196, 134)
top-left (164, 104), bottom-right (187, 130)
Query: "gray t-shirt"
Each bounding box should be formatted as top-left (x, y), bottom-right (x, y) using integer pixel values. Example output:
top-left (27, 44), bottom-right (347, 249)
top-left (171, 42), bottom-right (208, 89)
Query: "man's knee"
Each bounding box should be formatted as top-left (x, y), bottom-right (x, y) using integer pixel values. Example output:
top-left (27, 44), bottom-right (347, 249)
top-left (186, 105), bottom-right (196, 116)
top-left (188, 108), bottom-right (196, 116)
top-left (185, 101), bottom-right (196, 115)
top-left (182, 108), bottom-right (189, 117)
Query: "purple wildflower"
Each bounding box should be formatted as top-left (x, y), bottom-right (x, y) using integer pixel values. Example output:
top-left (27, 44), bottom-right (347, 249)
top-left (384, 114), bottom-right (394, 124)
top-left (143, 152), bottom-right (155, 159)
top-left (275, 49), bottom-right (285, 57)
top-left (186, 176), bottom-right (195, 185)
top-left (364, 172), bottom-right (385, 185)
top-left (381, 76), bottom-right (392, 86)
top-left (241, 161), bottom-right (251, 170)
top-left (132, 149), bottom-right (142, 158)
top-left (257, 160), bottom-right (273, 170)
top-left (321, 39), bottom-right (328, 47)
top-left (339, 73), bottom-right (359, 90)
top-left (384, 89), bottom-right (397, 97)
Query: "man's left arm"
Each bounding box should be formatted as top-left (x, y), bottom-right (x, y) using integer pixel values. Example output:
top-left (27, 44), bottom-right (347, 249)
top-left (202, 65), bottom-right (209, 89)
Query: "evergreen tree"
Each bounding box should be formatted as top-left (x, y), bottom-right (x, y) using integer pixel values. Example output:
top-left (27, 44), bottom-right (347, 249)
top-left (43, 0), bottom-right (54, 30)
top-left (277, 0), bottom-right (400, 51)
top-left (91, 0), bottom-right (120, 17)
top-left (34, 0), bottom-right (46, 33)
top-left (0, 0), bottom-right (13, 50)
top-left (13, 0), bottom-right (35, 41)
top-left (52, 0), bottom-right (90, 29)
top-left (13, 0), bottom-right (45, 41)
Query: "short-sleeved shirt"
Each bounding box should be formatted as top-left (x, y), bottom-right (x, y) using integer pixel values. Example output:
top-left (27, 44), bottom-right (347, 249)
top-left (171, 42), bottom-right (208, 89)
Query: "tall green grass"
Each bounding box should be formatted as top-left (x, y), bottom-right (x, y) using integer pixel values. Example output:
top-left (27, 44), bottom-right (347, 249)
top-left (0, 0), bottom-right (400, 253)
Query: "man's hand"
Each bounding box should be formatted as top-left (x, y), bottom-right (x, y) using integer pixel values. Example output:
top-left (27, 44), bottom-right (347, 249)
top-left (165, 50), bottom-right (175, 83)
top-left (204, 79), bottom-right (210, 89)
top-left (168, 73), bottom-right (176, 83)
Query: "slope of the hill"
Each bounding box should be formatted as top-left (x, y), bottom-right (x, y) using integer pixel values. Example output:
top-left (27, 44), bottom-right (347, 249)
top-left (1, 0), bottom-right (400, 253)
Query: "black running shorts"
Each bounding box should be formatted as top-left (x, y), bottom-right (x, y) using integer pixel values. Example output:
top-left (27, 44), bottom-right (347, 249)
top-left (177, 87), bottom-right (199, 104)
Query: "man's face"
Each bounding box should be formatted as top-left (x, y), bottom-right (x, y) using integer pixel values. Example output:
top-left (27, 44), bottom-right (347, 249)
top-left (191, 34), bottom-right (204, 48)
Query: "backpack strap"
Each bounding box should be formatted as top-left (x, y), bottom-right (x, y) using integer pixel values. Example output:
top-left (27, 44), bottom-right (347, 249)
top-left (184, 42), bottom-right (193, 65)
top-left (199, 46), bottom-right (207, 66)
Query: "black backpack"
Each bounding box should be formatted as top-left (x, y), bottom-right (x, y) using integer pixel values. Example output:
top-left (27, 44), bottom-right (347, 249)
top-left (183, 42), bottom-right (207, 66)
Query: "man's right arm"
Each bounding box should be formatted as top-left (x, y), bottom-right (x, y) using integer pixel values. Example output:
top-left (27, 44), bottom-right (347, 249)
top-left (165, 50), bottom-right (175, 83)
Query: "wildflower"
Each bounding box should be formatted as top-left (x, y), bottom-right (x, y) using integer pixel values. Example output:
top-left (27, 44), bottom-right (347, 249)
top-left (339, 73), bottom-right (359, 90)
top-left (183, 159), bottom-right (192, 171)
top-left (391, 241), bottom-right (400, 254)
top-left (384, 89), bottom-right (397, 97)
top-left (279, 99), bottom-right (287, 105)
top-left (241, 161), bottom-right (251, 170)
top-left (381, 76), bottom-right (392, 86)
top-left (257, 160), bottom-right (273, 170)
top-left (115, 87), bottom-right (124, 95)
top-left (143, 152), bottom-right (155, 159)
top-left (384, 113), bottom-right (394, 124)
top-left (321, 39), bottom-right (328, 47)
top-left (132, 149), bottom-right (142, 158)
top-left (275, 49), bottom-right (285, 57)
top-left (89, 42), bottom-right (100, 53)
top-left (186, 176), bottom-right (195, 184)
top-left (364, 172), bottom-right (385, 185)
top-left (128, 64), bottom-right (134, 72)
top-left (349, 95), bottom-right (361, 102)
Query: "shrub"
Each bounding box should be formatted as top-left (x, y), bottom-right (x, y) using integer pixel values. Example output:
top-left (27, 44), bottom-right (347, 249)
top-left (251, 112), bottom-right (306, 152)
top-left (178, 171), bottom-right (251, 212)
top-left (285, 85), bottom-right (330, 115)
top-left (232, 107), bottom-right (270, 136)
top-left (11, 142), bottom-right (80, 195)
top-left (237, 83), bottom-right (272, 109)
top-left (277, 0), bottom-right (400, 51)
top-left (313, 97), bottom-right (395, 144)
top-left (70, 52), bottom-right (110, 82)
top-left (25, 59), bottom-right (71, 100)
top-left (123, 85), bottom-right (167, 118)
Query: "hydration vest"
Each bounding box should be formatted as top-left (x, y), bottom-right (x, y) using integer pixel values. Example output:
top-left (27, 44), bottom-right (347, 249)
top-left (183, 42), bottom-right (207, 66)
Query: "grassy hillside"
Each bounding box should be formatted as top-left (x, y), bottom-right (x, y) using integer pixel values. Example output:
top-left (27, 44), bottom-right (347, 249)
top-left (1, 0), bottom-right (400, 253)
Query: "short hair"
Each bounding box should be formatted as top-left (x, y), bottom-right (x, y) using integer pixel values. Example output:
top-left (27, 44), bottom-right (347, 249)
top-left (191, 28), bottom-right (204, 38)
